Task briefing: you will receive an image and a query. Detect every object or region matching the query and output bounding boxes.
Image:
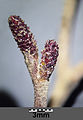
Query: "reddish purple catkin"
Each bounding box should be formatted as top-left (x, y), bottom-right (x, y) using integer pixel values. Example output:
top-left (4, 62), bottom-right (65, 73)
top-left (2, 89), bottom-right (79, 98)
top-left (8, 15), bottom-right (38, 58)
top-left (8, 15), bottom-right (59, 80)
top-left (40, 40), bottom-right (59, 79)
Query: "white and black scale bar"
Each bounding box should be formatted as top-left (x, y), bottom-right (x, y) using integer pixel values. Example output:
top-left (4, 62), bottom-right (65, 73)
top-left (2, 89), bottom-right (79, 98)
top-left (29, 108), bottom-right (53, 113)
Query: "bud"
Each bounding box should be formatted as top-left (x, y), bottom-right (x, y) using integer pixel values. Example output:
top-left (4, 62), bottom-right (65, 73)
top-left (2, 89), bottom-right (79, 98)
top-left (8, 15), bottom-right (38, 58)
top-left (40, 40), bottom-right (59, 79)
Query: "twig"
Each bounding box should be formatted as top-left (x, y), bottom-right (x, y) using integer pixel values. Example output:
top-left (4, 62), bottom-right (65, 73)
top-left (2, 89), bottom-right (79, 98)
top-left (8, 16), bottom-right (59, 107)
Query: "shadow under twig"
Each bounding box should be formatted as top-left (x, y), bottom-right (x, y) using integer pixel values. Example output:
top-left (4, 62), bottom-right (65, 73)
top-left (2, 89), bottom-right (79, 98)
top-left (0, 90), bottom-right (19, 107)
top-left (63, 78), bottom-right (83, 107)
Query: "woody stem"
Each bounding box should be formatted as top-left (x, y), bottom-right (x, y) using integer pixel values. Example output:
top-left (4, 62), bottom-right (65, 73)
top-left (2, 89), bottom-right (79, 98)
top-left (34, 80), bottom-right (49, 107)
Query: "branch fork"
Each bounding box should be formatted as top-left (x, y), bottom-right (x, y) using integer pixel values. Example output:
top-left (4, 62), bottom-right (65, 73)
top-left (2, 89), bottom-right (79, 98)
top-left (8, 15), bottom-right (59, 107)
